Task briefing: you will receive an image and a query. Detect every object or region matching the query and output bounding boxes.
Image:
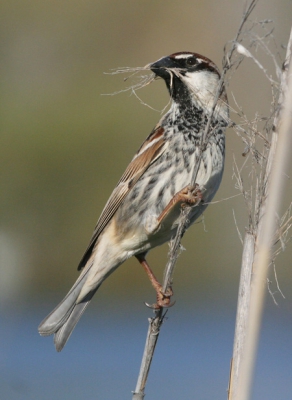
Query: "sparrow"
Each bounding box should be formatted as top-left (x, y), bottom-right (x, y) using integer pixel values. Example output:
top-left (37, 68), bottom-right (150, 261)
top-left (38, 52), bottom-right (229, 351)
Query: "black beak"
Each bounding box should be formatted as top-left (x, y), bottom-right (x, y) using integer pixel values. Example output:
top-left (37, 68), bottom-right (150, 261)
top-left (150, 56), bottom-right (178, 79)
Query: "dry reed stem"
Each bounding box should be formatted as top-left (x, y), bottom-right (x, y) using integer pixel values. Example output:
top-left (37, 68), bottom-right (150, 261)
top-left (229, 27), bottom-right (292, 400)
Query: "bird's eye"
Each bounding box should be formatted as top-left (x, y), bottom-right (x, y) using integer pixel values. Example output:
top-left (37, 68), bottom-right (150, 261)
top-left (186, 57), bottom-right (197, 67)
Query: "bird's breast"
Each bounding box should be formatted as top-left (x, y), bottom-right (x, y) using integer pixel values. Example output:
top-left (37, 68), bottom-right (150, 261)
top-left (115, 128), bottom-right (225, 252)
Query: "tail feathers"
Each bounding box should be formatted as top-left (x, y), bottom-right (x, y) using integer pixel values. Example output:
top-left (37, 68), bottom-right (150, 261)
top-left (54, 292), bottom-right (95, 352)
top-left (38, 269), bottom-right (90, 337)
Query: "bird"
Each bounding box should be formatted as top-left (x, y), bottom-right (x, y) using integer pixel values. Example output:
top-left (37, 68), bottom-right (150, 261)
top-left (38, 51), bottom-right (229, 351)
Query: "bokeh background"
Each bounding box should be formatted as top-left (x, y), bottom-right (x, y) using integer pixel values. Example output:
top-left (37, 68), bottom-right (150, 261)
top-left (1, 1), bottom-right (292, 399)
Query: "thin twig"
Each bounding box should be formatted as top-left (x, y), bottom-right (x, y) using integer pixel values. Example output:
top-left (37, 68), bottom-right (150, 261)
top-left (132, 1), bottom-right (258, 398)
top-left (132, 311), bottom-right (165, 400)
top-left (163, 0), bottom-right (258, 302)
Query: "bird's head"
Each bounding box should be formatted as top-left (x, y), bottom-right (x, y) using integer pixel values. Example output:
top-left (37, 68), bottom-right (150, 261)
top-left (150, 52), bottom-right (229, 122)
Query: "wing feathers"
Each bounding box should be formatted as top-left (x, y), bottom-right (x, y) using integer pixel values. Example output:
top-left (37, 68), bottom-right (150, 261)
top-left (77, 126), bottom-right (166, 270)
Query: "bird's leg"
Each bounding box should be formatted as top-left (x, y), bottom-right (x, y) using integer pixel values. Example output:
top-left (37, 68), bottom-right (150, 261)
top-left (138, 184), bottom-right (202, 307)
top-left (136, 254), bottom-right (173, 308)
top-left (145, 184), bottom-right (203, 234)
top-left (157, 183), bottom-right (203, 224)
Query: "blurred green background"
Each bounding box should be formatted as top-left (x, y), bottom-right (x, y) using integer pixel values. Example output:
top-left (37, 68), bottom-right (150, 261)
top-left (1, 1), bottom-right (292, 399)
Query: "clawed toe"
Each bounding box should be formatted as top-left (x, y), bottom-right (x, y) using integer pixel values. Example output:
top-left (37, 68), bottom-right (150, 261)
top-left (145, 286), bottom-right (174, 309)
top-left (145, 299), bottom-right (176, 310)
top-left (181, 184), bottom-right (203, 208)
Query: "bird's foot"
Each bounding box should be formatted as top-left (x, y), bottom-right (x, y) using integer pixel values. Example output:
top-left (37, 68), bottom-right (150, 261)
top-left (145, 285), bottom-right (175, 309)
top-left (136, 254), bottom-right (175, 309)
top-left (179, 183), bottom-right (203, 208)
top-left (156, 285), bottom-right (174, 308)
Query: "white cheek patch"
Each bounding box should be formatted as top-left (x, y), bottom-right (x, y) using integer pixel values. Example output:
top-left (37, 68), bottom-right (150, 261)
top-left (182, 70), bottom-right (229, 121)
top-left (183, 70), bottom-right (218, 110)
top-left (184, 70), bottom-right (217, 94)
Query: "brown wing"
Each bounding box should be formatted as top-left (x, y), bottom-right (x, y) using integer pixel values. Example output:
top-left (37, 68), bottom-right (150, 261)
top-left (77, 126), bottom-right (166, 270)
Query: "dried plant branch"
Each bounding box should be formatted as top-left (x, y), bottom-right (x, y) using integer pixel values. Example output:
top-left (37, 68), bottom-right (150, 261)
top-left (236, 32), bottom-right (292, 400)
top-left (236, 43), bottom-right (278, 84)
top-left (228, 26), bottom-right (292, 400)
top-left (132, 1), bottom-right (258, 398)
top-left (228, 232), bottom-right (255, 398)
top-left (103, 66), bottom-right (175, 114)
top-left (162, 0), bottom-right (258, 310)
top-left (104, 67), bottom-right (155, 95)
top-left (233, 208), bottom-right (244, 245)
top-left (132, 312), bottom-right (166, 400)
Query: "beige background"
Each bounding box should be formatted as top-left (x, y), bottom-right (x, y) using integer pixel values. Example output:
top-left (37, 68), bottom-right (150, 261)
top-left (1, 1), bottom-right (292, 399)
